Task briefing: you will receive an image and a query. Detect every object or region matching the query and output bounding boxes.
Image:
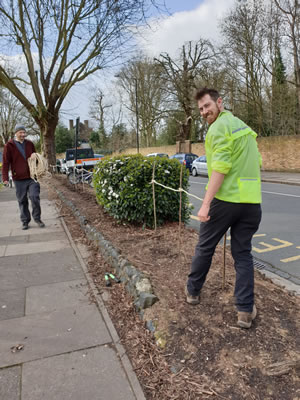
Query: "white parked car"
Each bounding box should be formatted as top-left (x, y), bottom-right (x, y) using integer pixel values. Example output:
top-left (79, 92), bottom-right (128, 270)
top-left (191, 156), bottom-right (208, 177)
top-left (60, 159), bottom-right (68, 174)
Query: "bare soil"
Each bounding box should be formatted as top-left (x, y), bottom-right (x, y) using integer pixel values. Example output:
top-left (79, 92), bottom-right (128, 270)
top-left (49, 175), bottom-right (300, 400)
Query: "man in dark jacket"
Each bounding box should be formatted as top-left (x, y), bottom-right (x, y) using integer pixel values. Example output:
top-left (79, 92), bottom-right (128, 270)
top-left (2, 124), bottom-right (45, 230)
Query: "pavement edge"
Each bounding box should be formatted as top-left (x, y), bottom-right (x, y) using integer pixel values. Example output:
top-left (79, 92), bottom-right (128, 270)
top-left (60, 216), bottom-right (146, 400)
top-left (258, 268), bottom-right (300, 296)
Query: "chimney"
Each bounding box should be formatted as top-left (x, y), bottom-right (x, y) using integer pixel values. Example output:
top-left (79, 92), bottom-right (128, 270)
top-left (69, 120), bottom-right (74, 130)
top-left (84, 120), bottom-right (89, 128)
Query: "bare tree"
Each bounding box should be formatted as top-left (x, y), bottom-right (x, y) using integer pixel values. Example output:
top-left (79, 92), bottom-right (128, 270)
top-left (274, 0), bottom-right (300, 131)
top-left (116, 57), bottom-right (166, 147)
top-left (155, 39), bottom-right (215, 141)
top-left (221, 0), bottom-right (268, 135)
top-left (89, 88), bottom-right (112, 147)
top-left (0, 0), bottom-right (163, 166)
top-left (0, 86), bottom-right (35, 144)
top-left (90, 90), bottom-right (111, 127)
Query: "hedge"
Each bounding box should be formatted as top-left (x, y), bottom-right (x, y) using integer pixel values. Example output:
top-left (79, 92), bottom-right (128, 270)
top-left (93, 154), bottom-right (191, 228)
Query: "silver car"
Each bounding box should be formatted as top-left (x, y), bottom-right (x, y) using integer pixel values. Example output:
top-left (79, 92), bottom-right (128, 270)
top-left (191, 156), bottom-right (208, 176)
top-left (146, 153), bottom-right (169, 158)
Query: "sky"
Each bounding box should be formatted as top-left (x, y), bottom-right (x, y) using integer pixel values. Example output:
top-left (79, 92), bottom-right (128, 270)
top-left (60, 0), bottom-right (235, 127)
top-left (137, 0), bottom-right (235, 57)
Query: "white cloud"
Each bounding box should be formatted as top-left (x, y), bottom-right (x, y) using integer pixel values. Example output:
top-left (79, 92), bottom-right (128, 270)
top-left (137, 0), bottom-right (235, 58)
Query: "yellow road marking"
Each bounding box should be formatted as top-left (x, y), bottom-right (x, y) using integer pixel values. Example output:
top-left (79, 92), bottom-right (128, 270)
top-left (281, 245), bottom-right (300, 263)
top-left (253, 234), bottom-right (266, 238)
top-left (281, 255), bottom-right (300, 263)
top-left (253, 238), bottom-right (293, 253)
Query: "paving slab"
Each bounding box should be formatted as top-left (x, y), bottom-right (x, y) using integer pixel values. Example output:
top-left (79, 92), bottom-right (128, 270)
top-left (28, 231), bottom-right (66, 243)
top-left (0, 234), bottom-right (29, 246)
top-left (10, 221), bottom-right (63, 237)
top-left (4, 239), bottom-right (70, 257)
top-left (0, 245), bottom-right (5, 257)
top-left (0, 228), bottom-right (13, 238)
top-left (0, 198), bottom-right (57, 213)
top-left (0, 231), bottom-right (66, 245)
top-left (0, 288), bottom-right (25, 321)
top-left (0, 200), bottom-right (18, 207)
top-left (0, 303), bottom-right (111, 368)
top-left (22, 346), bottom-right (136, 400)
top-left (0, 215), bottom-right (19, 224)
top-left (26, 279), bottom-right (89, 315)
top-left (0, 190), bottom-right (18, 202)
top-left (0, 366), bottom-right (21, 400)
top-left (0, 200), bottom-right (19, 211)
top-left (0, 249), bottom-right (84, 291)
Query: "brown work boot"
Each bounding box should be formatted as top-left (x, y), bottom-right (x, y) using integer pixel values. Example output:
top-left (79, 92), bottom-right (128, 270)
top-left (185, 286), bottom-right (200, 305)
top-left (237, 305), bottom-right (257, 329)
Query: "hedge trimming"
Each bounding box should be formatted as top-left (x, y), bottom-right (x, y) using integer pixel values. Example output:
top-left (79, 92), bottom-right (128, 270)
top-left (93, 154), bottom-right (191, 227)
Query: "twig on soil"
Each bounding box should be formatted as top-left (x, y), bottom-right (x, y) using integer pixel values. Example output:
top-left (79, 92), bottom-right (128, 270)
top-left (264, 359), bottom-right (300, 376)
top-left (127, 257), bottom-right (155, 267)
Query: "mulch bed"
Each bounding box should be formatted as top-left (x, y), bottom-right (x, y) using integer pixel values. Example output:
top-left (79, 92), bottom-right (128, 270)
top-left (48, 175), bottom-right (300, 400)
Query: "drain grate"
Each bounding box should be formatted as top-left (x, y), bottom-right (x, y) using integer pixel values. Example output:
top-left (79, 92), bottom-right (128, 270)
top-left (253, 258), bottom-right (269, 270)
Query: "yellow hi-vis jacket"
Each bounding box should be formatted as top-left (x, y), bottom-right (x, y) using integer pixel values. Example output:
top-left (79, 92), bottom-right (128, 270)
top-left (205, 110), bottom-right (262, 204)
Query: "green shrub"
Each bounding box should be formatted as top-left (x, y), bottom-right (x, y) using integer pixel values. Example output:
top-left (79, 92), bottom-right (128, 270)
top-left (93, 154), bottom-right (191, 227)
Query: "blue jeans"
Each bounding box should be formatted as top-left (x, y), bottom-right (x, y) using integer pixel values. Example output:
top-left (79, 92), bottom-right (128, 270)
top-left (187, 199), bottom-right (262, 312)
top-left (14, 179), bottom-right (41, 224)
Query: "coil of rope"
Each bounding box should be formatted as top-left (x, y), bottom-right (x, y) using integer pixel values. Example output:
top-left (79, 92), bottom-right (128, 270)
top-left (27, 153), bottom-right (49, 182)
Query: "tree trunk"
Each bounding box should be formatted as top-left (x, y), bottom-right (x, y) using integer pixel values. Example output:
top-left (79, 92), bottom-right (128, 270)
top-left (41, 118), bottom-right (58, 170)
top-left (182, 116), bottom-right (192, 141)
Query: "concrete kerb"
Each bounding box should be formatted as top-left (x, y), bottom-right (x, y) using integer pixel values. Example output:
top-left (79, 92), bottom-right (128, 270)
top-left (258, 268), bottom-right (300, 296)
top-left (261, 178), bottom-right (300, 187)
top-left (60, 214), bottom-right (146, 400)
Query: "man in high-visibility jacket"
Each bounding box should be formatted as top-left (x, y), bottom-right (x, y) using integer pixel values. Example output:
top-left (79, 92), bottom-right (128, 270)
top-left (185, 88), bottom-right (262, 329)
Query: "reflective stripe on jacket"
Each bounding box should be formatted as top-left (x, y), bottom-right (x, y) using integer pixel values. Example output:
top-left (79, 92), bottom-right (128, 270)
top-left (205, 110), bottom-right (262, 204)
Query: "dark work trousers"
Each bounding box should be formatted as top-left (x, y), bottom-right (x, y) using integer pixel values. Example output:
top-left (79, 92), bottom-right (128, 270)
top-left (14, 179), bottom-right (41, 224)
top-left (187, 198), bottom-right (262, 312)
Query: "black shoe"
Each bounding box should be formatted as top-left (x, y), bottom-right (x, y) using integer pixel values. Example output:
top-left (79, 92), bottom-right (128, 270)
top-left (35, 220), bottom-right (45, 228)
top-left (22, 222), bottom-right (29, 230)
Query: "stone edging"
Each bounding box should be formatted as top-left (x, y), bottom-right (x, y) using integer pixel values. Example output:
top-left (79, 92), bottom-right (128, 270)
top-left (59, 216), bottom-right (146, 400)
top-left (54, 188), bottom-right (159, 312)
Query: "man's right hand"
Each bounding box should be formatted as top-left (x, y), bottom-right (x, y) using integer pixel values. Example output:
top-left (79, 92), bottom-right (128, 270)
top-left (197, 203), bottom-right (211, 222)
top-left (3, 181), bottom-right (9, 186)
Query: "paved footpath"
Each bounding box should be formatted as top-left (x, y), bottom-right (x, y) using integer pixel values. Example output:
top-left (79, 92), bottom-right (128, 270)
top-left (0, 187), bottom-right (145, 400)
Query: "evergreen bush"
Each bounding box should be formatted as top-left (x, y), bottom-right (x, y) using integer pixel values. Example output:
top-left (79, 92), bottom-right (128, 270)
top-left (93, 154), bottom-right (191, 227)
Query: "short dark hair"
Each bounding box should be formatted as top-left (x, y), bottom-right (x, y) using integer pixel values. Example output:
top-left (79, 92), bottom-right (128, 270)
top-left (194, 88), bottom-right (220, 102)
